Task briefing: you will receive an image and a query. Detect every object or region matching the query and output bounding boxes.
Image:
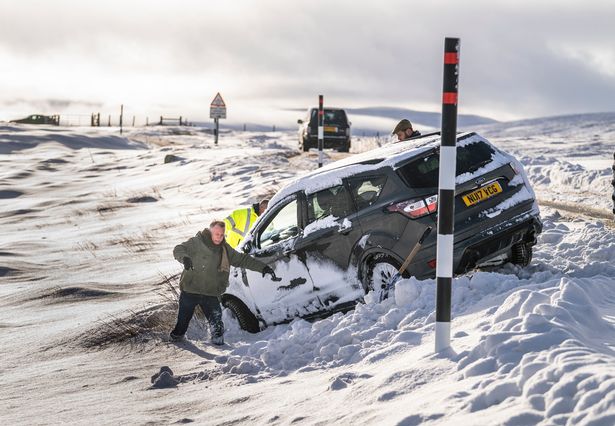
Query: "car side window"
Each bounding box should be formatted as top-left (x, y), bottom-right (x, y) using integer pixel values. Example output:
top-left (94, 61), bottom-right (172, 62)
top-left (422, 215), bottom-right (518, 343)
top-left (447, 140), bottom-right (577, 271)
top-left (259, 199), bottom-right (299, 249)
top-left (307, 185), bottom-right (354, 224)
top-left (348, 176), bottom-right (387, 211)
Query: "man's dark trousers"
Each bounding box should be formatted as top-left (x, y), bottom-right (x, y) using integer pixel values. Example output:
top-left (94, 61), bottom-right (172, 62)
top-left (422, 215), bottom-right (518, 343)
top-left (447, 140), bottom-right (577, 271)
top-left (171, 291), bottom-right (224, 339)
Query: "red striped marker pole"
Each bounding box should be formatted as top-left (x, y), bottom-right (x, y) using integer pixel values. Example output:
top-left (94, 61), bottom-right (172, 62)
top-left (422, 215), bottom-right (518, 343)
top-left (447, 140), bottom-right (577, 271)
top-left (435, 37), bottom-right (460, 352)
top-left (318, 95), bottom-right (324, 168)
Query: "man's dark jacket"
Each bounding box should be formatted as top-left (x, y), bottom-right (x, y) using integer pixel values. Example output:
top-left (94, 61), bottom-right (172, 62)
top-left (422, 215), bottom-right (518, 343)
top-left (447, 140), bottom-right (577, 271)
top-left (173, 229), bottom-right (266, 296)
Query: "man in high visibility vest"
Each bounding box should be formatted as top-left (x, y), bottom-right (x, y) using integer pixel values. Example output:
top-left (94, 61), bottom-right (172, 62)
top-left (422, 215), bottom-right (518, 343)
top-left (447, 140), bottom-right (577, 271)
top-left (224, 199), bottom-right (269, 248)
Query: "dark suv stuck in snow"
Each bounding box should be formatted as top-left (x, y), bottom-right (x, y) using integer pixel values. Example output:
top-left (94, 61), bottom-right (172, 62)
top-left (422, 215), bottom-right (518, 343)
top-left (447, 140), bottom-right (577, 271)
top-left (298, 107), bottom-right (351, 152)
top-left (223, 132), bottom-right (542, 332)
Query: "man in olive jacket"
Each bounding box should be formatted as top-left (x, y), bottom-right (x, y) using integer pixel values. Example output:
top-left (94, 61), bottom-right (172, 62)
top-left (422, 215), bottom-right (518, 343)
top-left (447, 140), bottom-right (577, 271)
top-left (170, 220), bottom-right (276, 345)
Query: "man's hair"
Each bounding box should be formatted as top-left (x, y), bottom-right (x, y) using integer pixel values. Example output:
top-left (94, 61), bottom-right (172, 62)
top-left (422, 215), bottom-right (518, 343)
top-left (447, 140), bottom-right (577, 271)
top-left (392, 119), bottom-right (413, 135)
top-left (209, 220), bottom-right (225, 229)
top-left (258, 198), bottom-right (270, 213)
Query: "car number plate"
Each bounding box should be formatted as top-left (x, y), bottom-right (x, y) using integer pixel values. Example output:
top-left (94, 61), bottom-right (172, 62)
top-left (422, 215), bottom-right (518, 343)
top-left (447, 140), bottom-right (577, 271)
top-left (462, 181), bottom-right (503, 207)
top-left (324, 126), bottom-right (337, 132)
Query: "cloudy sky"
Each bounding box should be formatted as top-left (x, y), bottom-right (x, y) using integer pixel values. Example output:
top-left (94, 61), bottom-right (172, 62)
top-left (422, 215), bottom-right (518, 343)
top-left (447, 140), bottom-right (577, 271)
top-left (1, 0), bottom-right (614, 126)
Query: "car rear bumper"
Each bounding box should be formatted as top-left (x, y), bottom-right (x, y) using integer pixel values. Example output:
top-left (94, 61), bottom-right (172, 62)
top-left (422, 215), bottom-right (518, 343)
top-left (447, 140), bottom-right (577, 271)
top-left (454, 213), bottom-right (542, 274)
top-left (306, 135), bottom-right (350, 148)
top-left (406, 204), bottom-right (541, 279)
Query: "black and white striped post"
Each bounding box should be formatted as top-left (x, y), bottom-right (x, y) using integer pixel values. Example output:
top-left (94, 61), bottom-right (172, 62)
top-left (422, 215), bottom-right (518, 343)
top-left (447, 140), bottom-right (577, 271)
top-left (318, 95), bottom-right (324, 168)
top-left (435, 37), bottom-right (460, 352)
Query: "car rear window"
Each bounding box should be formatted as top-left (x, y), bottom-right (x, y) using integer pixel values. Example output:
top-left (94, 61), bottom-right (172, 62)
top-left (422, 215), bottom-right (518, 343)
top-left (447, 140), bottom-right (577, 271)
top-left (397, 141), bottom-right (496, 189)
top-left (310, 109), bottom-right (348, 126)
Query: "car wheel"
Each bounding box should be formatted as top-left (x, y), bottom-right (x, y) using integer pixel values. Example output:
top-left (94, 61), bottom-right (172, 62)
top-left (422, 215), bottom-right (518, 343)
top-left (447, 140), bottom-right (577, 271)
top-left (302, 138), bottom-right (310, 152)
top-left (223, 297), bottom-right (260, 333)
top-left (337, 141), bottom-right (350, 153)
top-left (363, 254), bottom-right (402, 298)
top-left (511, 242), bottom-right (532, 267)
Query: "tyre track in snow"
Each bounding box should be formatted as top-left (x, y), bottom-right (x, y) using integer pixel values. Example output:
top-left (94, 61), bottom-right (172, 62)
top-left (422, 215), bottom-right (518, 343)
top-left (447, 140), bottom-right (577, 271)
top-left (537, 197), bottom-right (615, 228)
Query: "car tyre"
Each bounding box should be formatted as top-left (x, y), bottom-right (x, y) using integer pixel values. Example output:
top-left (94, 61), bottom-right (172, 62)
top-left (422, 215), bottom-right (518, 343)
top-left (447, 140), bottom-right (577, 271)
top-left (223, 297), bottom-right (260, 333)
top-left (363, 254), bottom-right (403, 299)
top-left (511, 242), bottom-right (532, 267)
top-left (301, 138), bottom-right (310, 152)
top-left (337, 140), bottom-right (350, 153)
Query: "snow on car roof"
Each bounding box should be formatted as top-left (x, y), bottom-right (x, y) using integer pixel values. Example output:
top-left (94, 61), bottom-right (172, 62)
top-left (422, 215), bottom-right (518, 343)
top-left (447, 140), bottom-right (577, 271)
top-left (270, 132), bottom-right (491, 206)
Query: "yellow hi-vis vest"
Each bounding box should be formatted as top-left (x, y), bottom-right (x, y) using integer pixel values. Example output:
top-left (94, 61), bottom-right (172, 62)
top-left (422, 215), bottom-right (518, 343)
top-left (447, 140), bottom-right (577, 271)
top-left (224, 206), bottom-right (258, 248)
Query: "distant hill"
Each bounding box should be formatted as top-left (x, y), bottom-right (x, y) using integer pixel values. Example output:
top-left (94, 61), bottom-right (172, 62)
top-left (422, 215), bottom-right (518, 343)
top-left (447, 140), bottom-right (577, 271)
top-left (346, 106), bottom-right (499, 128)
top-left (474, 111), bottom-right (615, 138)
top-left (195, 109), bottom-right (615, 139)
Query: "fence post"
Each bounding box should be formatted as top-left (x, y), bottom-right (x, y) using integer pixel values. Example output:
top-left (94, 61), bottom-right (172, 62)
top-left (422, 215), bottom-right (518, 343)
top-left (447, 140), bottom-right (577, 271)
top-left (108, 115), bottom-right (111, 127)
top-left (119, 104), bottom-right (124, 134)
top-left (435, 37), bottom-right (460, 353)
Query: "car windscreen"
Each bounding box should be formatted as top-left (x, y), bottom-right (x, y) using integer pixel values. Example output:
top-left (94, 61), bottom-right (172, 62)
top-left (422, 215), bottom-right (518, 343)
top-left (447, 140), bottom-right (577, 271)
top-left (397, 141), bottom-right (496, 189)
top-left (310, 109), bottom-right (347, 126)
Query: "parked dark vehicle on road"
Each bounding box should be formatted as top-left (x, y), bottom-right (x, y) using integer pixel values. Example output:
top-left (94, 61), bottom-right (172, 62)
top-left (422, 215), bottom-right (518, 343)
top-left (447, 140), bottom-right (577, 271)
top-left (297, 107), bottom-right (351, 153)
top-left (223, 132), bottom-right (542, 332)
top-left (10, 114), bottom-right (60, 126)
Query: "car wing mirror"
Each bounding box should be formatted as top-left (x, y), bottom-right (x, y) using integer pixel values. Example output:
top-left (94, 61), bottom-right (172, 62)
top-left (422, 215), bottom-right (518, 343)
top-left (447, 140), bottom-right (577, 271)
top-left (242, 240), bottom-right (253, 253)
top-left (297, 119), bottom-right (304, 124)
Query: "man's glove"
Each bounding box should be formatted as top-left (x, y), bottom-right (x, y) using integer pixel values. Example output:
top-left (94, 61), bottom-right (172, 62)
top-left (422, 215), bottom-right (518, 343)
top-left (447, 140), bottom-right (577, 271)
top-left (182, 257), bottom-right (193, 271)
top-left (262, 265), bottom-right (280, 281)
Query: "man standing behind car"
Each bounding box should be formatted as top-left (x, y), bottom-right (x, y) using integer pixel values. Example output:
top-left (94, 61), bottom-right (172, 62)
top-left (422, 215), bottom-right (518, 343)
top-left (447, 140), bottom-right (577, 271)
top-left (170, 220), bottom-right (276, 345)
top-left (224, 199), bottom-right (269, 248)
top-left (392, 119), bottom-right (421, 142)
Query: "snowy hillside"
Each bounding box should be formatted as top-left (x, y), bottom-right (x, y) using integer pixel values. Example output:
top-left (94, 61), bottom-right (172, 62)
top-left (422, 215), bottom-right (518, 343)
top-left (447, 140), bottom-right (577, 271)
top-left (1, 115), bottom-right (614, 425)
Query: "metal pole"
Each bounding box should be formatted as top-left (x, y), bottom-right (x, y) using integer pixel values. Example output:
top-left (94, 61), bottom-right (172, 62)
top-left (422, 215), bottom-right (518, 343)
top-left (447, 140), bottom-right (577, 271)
top-left (435, 37), bottom-right (460, 353)
top-left (120, 104), bottom-right (124, 134)
top-left (215, 117), bottom-right (219, 145)
top-left (318, 94), bottom-right (324, 168)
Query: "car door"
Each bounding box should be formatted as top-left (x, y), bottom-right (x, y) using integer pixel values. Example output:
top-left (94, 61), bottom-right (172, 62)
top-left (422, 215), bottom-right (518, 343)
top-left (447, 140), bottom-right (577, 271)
top-left (241, 195), bottom-right (323, 325)
top-left (298, 183), bottom-right (365, 309)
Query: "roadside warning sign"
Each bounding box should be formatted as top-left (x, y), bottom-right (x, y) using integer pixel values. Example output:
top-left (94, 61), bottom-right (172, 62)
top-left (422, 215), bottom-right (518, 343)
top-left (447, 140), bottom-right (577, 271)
top-left (210, 93), bottom-right (227, 119)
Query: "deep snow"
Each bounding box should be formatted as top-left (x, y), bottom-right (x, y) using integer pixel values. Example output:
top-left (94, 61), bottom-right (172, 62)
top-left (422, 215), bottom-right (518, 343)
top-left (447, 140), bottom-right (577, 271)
top-left (0, 116), bottom-right (614, 425)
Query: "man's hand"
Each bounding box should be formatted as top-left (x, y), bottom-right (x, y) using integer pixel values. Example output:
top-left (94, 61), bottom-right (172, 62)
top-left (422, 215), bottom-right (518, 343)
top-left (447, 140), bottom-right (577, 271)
top-left (262, 265), bottom-right (281, 281)
top-left (182, 257), bottom-right (193, 271)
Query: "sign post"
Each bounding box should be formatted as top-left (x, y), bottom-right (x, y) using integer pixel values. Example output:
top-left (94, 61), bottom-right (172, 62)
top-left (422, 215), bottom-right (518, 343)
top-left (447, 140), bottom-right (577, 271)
top-left (210, 93), bottom-right (227, 145)
top-left (435, 37), bottom-right (460, 353)
top-left (318, 95), bottom-right (324, 168)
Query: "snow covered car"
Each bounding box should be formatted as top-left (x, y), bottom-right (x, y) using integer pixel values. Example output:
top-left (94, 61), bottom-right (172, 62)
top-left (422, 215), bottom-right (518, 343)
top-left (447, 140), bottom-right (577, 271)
top-left (222, 132), bottom-right (542, 332)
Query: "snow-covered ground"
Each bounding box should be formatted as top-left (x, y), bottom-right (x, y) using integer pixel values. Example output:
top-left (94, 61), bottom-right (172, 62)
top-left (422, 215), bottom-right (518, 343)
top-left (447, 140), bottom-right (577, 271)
top-left (1, 115), bottom-right (614, 425)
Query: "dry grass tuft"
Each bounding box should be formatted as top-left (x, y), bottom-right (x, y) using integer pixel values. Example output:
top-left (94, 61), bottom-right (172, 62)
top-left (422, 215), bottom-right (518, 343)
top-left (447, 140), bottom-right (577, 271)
top-left (80, 304), bottom-right (177, 349)
top-left (79, 271), bottom-right (207, 349)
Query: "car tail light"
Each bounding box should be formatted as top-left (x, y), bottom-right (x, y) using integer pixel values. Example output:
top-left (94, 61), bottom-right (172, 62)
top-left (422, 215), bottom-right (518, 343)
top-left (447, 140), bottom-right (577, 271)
top-left (387, 195), bottom-right (438, 219)
top-left (427, 259), bottom-right (437, 269)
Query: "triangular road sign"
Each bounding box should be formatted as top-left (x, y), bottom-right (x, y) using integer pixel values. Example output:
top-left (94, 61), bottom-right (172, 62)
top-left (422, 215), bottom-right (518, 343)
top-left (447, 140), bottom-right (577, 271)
top-left (210, 92), bottom-right (226, 107)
